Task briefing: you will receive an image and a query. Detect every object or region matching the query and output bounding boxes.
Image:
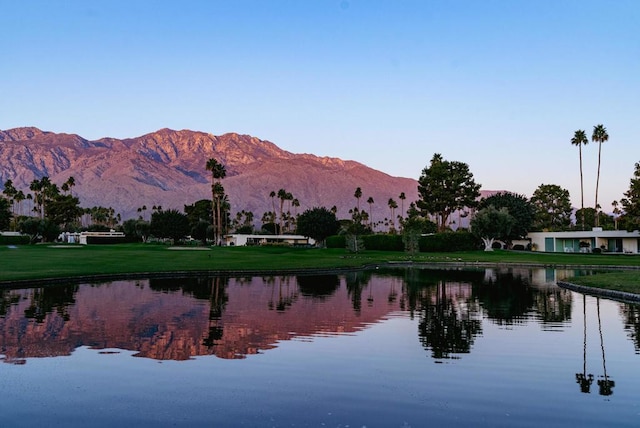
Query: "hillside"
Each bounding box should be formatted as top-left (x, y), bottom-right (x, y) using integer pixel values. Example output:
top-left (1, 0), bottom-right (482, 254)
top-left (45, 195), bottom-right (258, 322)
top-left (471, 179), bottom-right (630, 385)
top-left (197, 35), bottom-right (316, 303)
top-left (0, 127), bottom-right (421, 223)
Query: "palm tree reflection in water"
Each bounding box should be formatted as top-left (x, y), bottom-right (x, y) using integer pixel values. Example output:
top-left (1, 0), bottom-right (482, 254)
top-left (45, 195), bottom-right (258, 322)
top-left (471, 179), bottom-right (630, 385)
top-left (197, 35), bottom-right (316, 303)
top-left (575, 295), bottom-right (615, 396)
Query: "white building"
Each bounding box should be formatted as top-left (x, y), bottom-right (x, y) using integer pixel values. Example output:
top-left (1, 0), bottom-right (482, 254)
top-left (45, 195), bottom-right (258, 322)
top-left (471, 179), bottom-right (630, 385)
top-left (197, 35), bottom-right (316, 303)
top-left (528, 228), bottom-right (640, 253)
top-left (223, 234), bottom-right (315, 247)
top-left (79, 230), bottom-right (126, 245)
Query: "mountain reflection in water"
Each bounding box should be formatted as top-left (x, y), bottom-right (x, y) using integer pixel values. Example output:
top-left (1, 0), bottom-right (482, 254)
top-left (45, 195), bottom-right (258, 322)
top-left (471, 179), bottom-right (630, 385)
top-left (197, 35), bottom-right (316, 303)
top-left (0, 267), bottom-right (632, 364)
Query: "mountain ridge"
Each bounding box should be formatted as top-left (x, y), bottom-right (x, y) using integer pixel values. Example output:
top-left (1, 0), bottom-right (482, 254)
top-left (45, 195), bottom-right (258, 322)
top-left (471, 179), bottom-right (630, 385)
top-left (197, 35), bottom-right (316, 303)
top-left (0, 126), bottom-right (422, 223)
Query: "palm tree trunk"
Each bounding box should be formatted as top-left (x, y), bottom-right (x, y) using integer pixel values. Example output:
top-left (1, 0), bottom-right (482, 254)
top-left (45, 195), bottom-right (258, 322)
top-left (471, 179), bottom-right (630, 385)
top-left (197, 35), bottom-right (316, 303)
top-left (216, 196), bottom-right (222, 245)
top-left (579, 146), bottom-right (585, 230)
top-left (595, 142), bottom-right (602, 227)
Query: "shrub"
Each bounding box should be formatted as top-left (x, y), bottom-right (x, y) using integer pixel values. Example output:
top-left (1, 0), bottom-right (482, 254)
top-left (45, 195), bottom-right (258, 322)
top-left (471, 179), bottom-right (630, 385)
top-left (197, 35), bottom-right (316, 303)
top-left (326, 235), bottom-right (346, 248)
top-left (419, 231), bottom-right (480, 252)
top-left (362, 234), bottom-right (403, 251)
top-left (592, 247), bottom-right (602, 254)
top-left (0, 234), bottom-right (30, 245)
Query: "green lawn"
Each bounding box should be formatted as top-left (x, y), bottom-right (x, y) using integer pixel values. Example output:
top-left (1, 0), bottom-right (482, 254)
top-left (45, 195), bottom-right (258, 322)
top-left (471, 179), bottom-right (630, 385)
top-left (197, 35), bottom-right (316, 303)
top-left (1, 244), bottom-right (639, 293)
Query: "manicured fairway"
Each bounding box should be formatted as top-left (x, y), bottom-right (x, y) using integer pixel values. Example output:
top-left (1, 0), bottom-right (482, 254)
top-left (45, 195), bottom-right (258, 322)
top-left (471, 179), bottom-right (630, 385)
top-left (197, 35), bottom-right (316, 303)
top-left (2, 243), bottom-right (640, 292)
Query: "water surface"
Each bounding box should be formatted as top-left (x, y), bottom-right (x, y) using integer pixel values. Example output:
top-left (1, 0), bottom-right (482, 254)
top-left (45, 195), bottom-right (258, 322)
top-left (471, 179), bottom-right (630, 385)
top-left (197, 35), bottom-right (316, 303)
top-left (1, 267), bottom-right (638, 427)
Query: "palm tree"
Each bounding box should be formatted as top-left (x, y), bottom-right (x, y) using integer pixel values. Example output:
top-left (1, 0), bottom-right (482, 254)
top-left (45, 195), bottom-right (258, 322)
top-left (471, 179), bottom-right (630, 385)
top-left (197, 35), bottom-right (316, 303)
top-left (277, 188), bottom-right (287, 234)
top-left (571, 129), bottom-right (589, 230)
top-left (354, 187), bottom-right (362, 211)
top-left (14, 190), bottom-right (25, 217)
top-left (64, 176), bottom-right (76, 196)
top-left (398, 192), bottom-right (406, 214)
top-left (612, 200), bottom-right (622, 230)
top-left (269, 191), bottom-right (276, 217)
top-left (388, 198), bottom-right (398, 232)
top-left (30, 178), bottom-right (47, 218)
top-left (206, 158), bottom-right (226, 244)
top-left (2, 180), bottom-right (17, 226)
top-left (366, 196), bottom-right (375, 230)
top-left (592, 124), bottom-right (609, 227)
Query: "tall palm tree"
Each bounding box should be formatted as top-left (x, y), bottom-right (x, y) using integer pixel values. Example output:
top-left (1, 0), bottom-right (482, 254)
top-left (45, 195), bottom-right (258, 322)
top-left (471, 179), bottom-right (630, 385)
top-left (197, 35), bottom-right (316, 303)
top-left (398, 192), bottom-right (406, 216)
top-left (277, 188), bottom-right (287, 234)
top-left (366, 197), bottom-right (375, 230)
top-left (592, 124), bottom-right (609, 227)
top-left (2, 180), bottom-right (17, 226)
top-left (30, 178), bottom-right (46, 218)
top-left (388, 198), bottom-right (398, 231)
top-left (206, 158), bottom-right (226, 244)
top-left (14, 190), bottom-right (25, 218)
top-left (611, 200), bottom-right (622, 230)
top-left (269, 191), bottom-right (276, 217)
top-left (354, 187), bottom-right (362, 211)
top-left (64, 176), bottom-right (76, 196)
top-left (571, 129), bottom-right (589, 230)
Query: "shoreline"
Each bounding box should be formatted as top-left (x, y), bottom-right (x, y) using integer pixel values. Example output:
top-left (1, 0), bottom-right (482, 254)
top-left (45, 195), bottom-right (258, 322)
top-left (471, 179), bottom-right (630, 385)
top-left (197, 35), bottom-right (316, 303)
top-left (3, 261), bottom-right (640, 302)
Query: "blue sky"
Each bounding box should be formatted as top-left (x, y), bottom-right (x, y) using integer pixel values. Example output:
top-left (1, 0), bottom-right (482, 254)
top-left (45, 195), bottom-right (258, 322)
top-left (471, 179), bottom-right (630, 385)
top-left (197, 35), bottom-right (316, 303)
top-left (2, 0), bottom-right (639, 211)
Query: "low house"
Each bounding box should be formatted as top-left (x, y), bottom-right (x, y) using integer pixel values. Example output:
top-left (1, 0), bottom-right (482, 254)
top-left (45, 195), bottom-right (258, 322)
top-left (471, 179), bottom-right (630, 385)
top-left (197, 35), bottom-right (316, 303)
top-left (79, 230), bottom-right (126, 245)
top-left (528, 228), bottom-right (640, 253)
top-left (223, 234), bottom-right (315, 247)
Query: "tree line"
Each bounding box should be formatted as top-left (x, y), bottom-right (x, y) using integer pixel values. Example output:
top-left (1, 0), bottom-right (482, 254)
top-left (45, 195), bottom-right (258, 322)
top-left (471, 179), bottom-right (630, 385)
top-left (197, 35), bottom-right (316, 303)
top-left (3, 134), bottom-right (640, 247)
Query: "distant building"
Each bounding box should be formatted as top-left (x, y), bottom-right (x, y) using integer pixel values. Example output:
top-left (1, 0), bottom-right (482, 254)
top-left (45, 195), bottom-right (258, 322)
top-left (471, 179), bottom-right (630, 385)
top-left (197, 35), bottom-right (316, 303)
top-left (223, 234), bottom-right (315, 247)
top-left (79, 230), bottom-right (126, 245)
top-left (528, 228), bottom-right (640, 253)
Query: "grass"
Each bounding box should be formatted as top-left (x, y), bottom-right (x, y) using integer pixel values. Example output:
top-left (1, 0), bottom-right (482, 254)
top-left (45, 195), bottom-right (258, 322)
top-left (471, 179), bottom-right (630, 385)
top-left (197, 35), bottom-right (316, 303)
top-left (1, 243), bottom-right (639, 293)
top-left (560, 271), bottom-right (640, 294)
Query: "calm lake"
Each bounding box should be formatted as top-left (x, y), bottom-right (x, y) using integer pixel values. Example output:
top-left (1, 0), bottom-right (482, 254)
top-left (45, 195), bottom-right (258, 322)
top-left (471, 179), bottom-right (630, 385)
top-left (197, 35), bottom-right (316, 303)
top-left (1, 267), bottom-right (639, 427)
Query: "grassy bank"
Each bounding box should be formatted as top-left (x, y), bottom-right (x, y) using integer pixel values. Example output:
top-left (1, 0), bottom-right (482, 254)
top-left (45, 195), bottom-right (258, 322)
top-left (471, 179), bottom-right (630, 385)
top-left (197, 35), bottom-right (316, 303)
top-left (1, 243), bottom-right (639, 291)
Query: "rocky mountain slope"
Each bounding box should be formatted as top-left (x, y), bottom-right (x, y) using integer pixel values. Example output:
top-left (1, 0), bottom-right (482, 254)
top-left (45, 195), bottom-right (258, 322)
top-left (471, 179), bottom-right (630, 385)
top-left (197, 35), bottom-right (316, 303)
top-left (0, 127), bottom-right (422, 223)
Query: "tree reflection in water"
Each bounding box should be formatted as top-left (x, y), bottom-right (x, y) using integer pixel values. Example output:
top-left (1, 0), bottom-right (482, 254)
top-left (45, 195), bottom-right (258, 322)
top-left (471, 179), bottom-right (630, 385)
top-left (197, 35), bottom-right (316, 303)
top-left (576, 295), bottom-right (594, 393)
top-left (620, 302), bottom-right (640, 354)
top-left (575, 294), bottom-right (616, 396)
top-left (344, 270), bottom-right (373, 314)
top-left (203, 276), bottom-right (229, 348)
top-left (296, 275), bottom-right (340, 299)
top-left (0, 267), bottom-right (612, 364)
top-left (23, 284), bottom-right (78, 323)
top-left (596, 297), bottom-right (615, 396)
top-left (417, 279), bottom-right (482, 359)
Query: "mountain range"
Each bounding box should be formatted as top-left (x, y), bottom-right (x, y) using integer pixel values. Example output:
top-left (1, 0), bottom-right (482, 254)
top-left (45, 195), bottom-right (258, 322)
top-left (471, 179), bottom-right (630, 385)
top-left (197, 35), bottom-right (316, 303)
top-left (0, 127), bottom-right (425, 224)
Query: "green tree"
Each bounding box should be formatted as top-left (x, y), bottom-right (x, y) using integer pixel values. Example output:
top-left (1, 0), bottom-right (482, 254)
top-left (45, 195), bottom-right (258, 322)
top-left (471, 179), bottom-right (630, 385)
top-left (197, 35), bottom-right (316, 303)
top-left (19, 217), bottom-right (60, 243)
top-left (620, 162), bottom-right (640, 231)
top-left (571, 129), bottom-right (589, 230)
top-left (574, 207), bottom-right (614, 230)
top-left (150, 209), bottom-right (190, 243)
top-left (401, 202), bottom-right (437, 254)
top-left (470, 206), bottom-right (515, 251)
top-left (122, 218), bottom-right (151, 242)
top-left (0, 197), bottom-right (11, 230)
top-left (477, 192), bottom-right (534, 245)
top-left (417, 153), bottom-right (481, 231)
top-left (592, 124), bottom-right (609, 227)
top-left (46, 194), bottom-right (83, 230)
top-left (296, 207), bottom-right (339, 247)
top-left (530, 184), bottom-right (572, 231)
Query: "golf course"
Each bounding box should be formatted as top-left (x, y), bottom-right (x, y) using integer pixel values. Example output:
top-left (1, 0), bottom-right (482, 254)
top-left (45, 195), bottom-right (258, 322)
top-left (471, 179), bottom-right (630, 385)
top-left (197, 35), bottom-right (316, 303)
top-left (2, 243), bottom-right (639, 294)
